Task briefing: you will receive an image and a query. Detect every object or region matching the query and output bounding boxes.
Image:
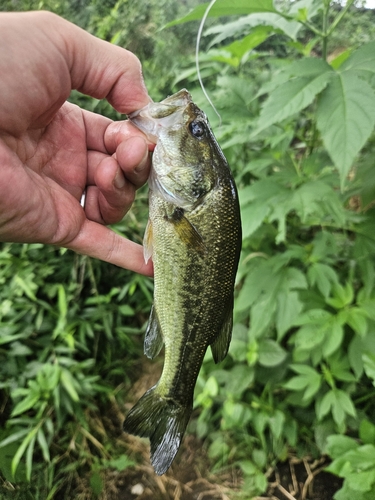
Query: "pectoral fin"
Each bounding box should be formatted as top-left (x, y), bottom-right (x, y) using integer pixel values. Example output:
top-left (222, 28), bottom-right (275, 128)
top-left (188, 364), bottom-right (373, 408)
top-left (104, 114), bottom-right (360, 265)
top-left (144, 305), bottom-right (164, 359)
top-left (143, 219), bottom-right (153, 264)
top-left (167, 207), bottom-right (206, 255)
top-left (210, 298), bottom-right (233, 363)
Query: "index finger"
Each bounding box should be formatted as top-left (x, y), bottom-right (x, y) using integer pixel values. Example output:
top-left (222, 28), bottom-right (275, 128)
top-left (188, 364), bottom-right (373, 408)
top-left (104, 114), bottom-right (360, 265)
top-left (104, 120), bottom-right (155, 155)
top-left (65, 218), bottom-right (154, 276)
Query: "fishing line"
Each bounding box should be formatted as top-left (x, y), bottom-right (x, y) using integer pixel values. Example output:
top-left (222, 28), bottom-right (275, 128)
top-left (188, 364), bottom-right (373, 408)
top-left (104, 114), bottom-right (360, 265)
top-left (196, 0), bottom-right (222, 126)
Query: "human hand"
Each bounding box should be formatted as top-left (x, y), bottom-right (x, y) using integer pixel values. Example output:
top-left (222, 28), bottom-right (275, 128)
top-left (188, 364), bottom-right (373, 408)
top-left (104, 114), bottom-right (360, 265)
top-left (0, 11), bottom-right (154, 275)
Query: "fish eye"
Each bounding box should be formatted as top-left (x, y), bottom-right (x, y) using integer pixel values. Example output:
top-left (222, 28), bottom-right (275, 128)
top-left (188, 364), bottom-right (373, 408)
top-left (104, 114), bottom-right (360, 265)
top-left (189, 120), bottom-right (205, 138)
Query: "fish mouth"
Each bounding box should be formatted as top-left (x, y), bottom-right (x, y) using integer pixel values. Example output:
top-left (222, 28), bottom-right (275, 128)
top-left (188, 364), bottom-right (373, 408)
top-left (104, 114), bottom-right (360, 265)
top-left (128, 89), bottom-right (193, 142)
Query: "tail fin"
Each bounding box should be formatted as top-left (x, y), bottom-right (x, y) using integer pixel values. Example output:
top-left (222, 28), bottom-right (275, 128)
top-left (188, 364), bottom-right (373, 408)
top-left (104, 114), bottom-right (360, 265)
top-left (123, 386), bottom-right (192, 475)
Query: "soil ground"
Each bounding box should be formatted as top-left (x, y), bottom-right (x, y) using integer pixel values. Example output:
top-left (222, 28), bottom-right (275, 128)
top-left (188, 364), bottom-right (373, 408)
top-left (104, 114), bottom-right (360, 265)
top-left (1, 359), bottom-right (343, 500)
top-left (72, 359), bottom-right (343, 500)
top-left (73, 433), bottom-right (343, 500)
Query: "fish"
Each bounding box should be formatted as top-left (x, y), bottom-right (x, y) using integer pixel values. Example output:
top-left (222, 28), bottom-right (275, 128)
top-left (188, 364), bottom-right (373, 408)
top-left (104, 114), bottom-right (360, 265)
top-left (123, 89), bottom-right (242, 475)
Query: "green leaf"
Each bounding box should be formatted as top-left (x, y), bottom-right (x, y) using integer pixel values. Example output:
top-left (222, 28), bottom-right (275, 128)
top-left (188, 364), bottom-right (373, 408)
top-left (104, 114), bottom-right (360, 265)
top-left (37, 428), bottom-right (50, 463)
top-left (118, 305), bottom-right (135, 316)
top-left (317, 389), bottom-right (335, 420)
top-left (316, 72), bottom-right (375, 188)
top-left (347, 470), bottom-right (375, 493)
top-left (222, 400), bottom-right (251, 428)
top-left (326, 282), bottom-right (354, 309)
top-left (60, 369), bottom-right (79, 402)
top-left (257, 56), bottom-right (332, 98)
top-left (363, 354), bottom-right (375, 386)
top-left (249, 13), bottom-right (301, 40)
top-left (322, 316), bottom-right (344, 357)
top-left (346, 307), bottom-right (368, 336)
top-left (254, 70), bottom-right (332, 134)
top-left (238, 460), bottom-right (257, 476)
top-left (317, 389), bottom-right (355, 425)
top-left (0, 429), bottom-right (29, 449)
top-left (349, 336), bottom-right (365, 378)
top-left (223, 26), bottom-right (274, 59)
top-left (240, 202), bottom-right (270, 239)
top-left (25, 434), bottom-right (36, 482)
top-left (335, 390), bottom-right (356, 419)
top-left (360, 420), bottom-right (375, 446)
top-left (13, 275), bottom-right (37, 301)
top-left (258, 339), bottom-right (287, 367)
top-left (205, 376), bottom-right (219, 397)
top-left (249, 295), bottom-right (277, 338)
top-left (307, 263), bottom-right (338, 298)
top-left (329, 444), bottom-right (375, 476)
top-left (294, 308), bottom-right (332, 326)
top-left (90, 471), bottom-right (103, 496)
top-left (11, 427), bottom-right (39, 478)
top-left (285, 268), bottom-right (308, 290)
top-left (294, 324), bottom-right (326, 351)
top-left (325, 434), bottom-right (358, 459)
top-left (341, 41), bottom-right (375, 79)
top-left (330, 48), bottom-right (353, 70)
top-left (346, 445), bottom-right (375, 470)
top-left (329, 354), bottom-right (356, 383)
top-left (334, 483), bottom-right (375, 500)
top-left (224, 364), bottom-right (255, 396)
top-left (103, 454), bottom-right (135, 471)
top-left (11, 392), bottom-right (41, 417)
top-left (349, 332), bottom-right (375, 379)
top-left (284, 364), bottom-right (321, 400)
top-left (284, 376), bottom-right (309, 391)
top-left (276, 291), bottom-right (303, 340)
top-left (57, 284), bottom-right (67, 318)
top-left (206, 12), bottom-right (301, 47)
top-left (165, 0), bottom-right (277, 27)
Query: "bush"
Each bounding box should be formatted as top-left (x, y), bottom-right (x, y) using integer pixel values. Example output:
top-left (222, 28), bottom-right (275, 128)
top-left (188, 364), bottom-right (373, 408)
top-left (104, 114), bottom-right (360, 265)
top-left (2, 0), bottom-right (375, 498)
top-left (171, 0), bottom-right (375, 497)
top-left (0, 202), bottom-right (152, 497)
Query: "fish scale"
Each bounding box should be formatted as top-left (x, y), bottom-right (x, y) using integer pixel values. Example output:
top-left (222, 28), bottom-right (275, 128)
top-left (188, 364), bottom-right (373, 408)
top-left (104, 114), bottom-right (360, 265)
top-left (123, 89), bottom-right (241, 475)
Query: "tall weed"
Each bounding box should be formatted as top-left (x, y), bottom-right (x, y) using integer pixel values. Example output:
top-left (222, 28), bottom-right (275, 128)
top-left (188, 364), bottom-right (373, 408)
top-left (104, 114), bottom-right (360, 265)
top-left (171, 0), bottom-right (375, 497)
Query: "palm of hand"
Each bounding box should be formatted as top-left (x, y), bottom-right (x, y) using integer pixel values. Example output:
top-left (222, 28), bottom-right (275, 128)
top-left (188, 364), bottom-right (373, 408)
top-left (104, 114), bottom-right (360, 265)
top-left (0, 102), bottom-right (152, 273)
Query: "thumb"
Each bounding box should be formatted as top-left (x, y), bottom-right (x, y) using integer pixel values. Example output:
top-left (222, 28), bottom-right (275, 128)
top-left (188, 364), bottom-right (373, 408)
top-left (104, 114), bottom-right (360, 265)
top-left (56, 14), bottom-right (151, 114)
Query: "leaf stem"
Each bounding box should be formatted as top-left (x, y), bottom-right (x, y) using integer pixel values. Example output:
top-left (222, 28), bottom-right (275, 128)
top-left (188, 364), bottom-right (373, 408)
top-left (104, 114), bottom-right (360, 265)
top-left (274, 10), bottom-right (324, 37)
top-left (321, 0), bottom-right (330, 61)
top-left (353, 391), bottom-right (375, 405)
top-left (308, 101), bottom-right (319, 155)
top-left (327, 0), bottom-right (356, 37)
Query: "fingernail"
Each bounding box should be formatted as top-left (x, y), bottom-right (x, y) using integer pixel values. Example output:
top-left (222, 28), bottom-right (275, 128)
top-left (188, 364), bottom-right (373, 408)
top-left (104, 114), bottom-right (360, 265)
top-left (135, 149), bottom-right (150, 174)
top-left (114, 169), bottom-right (126, 189)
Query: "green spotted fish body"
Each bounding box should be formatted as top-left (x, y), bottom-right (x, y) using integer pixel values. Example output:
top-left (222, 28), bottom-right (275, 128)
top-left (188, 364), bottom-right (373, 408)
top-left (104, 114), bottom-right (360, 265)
top-left (123, 89), bottom-right (241, 475)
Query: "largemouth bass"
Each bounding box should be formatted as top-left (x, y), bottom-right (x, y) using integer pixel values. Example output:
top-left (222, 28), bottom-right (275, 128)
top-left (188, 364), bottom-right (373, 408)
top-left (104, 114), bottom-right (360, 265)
top-left (123, 89), bottom-right (242, 475)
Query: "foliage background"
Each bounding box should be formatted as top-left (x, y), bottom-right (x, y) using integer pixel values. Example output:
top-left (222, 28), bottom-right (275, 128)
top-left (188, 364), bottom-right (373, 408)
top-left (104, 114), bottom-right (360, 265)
top-left (1, 0), bottom-right (375, 499)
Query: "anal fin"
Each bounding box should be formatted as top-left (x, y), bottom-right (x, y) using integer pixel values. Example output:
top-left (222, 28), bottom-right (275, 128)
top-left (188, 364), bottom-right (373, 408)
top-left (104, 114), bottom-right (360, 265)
top-left (210, 298), bottom-right (233, 363)
top-left (144, 305), bottom-right (164, 359)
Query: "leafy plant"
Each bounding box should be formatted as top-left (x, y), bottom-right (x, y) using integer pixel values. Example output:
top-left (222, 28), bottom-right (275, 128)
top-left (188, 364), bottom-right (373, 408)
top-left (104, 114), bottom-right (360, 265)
top-left (0, 2), bottom-right (200, 496)
top-left (0, 209), bottom-right (152, 497)
top-left (2, 0), bottom-right (375, 498)
top-left (171, 0), bottom-right (375, 497)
